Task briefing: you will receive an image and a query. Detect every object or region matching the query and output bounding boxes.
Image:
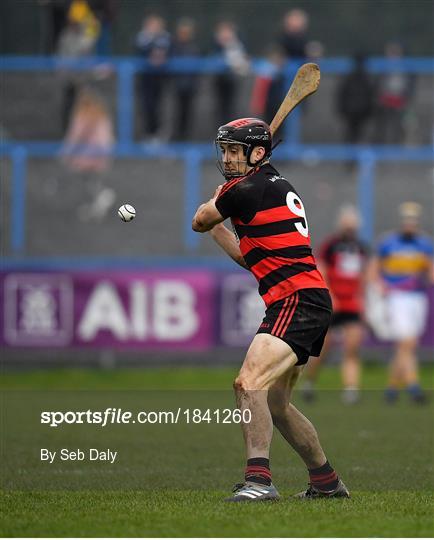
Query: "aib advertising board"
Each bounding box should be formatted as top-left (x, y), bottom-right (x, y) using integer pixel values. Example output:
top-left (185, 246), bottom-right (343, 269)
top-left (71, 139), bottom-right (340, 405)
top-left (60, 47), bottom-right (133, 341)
top-left (1, 270), bottom-right (433, 351)
top-left (0, 271), bottom-right (215, 350)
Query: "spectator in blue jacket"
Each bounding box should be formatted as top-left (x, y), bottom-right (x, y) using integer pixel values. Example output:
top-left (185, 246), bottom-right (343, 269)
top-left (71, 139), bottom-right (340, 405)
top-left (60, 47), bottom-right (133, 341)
top-left (135, 14), bottom-right (171, 140)
top-left (172, 18), bottom-right (200, 140)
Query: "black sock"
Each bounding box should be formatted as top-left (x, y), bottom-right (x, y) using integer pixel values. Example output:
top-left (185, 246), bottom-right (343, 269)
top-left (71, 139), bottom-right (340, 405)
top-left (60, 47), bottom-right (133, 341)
top-left (308, 460), bottom-right (339, 492)
top-left (245, 457), bottom-right (271, 486)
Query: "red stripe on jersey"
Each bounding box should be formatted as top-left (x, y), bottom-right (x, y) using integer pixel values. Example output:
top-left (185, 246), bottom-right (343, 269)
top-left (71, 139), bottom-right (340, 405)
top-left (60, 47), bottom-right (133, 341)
top-left (277, 292), bottom-right (299, 337)
top-left (251, 255), bottom-right (316, 280)
top-left (240, 232), bottom-right (310, 256)
top-left (248, 205), bottom-right (291, 225)
top-left (271, 297), bottom-right (290, 335)
top-left (247, 205), bottom-right (308, 226)
top-left (262, 269), bottom-right (327, 307)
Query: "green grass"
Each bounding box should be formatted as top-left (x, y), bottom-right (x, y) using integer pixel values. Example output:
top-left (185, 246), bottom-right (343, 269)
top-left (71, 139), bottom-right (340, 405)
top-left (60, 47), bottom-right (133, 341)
top-left (2, 363), bottom-right (433, 390)
top-left (1, 490), bottom-right (432, 537)
top-left (1, 364), bottom-right (433, 537)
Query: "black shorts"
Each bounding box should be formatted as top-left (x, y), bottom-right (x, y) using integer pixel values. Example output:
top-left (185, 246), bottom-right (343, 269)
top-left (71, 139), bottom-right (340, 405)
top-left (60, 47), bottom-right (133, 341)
top-left (256, 288), bottom-right (332, 366)
top-left (330, 311), bottom-right (361, 328)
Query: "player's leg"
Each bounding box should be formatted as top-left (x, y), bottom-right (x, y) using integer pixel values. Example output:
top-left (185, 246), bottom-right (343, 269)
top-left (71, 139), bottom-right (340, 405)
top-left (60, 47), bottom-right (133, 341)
top-left (269, 365), bottom-right (326, 468)
top-left (386, 341), bottom-right (405, 402)
top-left (301, 330), bottom-right (332, 402)
top-left (385, 292), bottom-right (427, 403)
top-left (268, 365), bottom-right (349, 498)
top-left (341, 321), bottom-right (363, 404)
top-left (397, 337), bottom-right (427, 403)
top-left (226, 333), bottom-right (297, 502)
top-left (234, 333), bottom-right (297, 458)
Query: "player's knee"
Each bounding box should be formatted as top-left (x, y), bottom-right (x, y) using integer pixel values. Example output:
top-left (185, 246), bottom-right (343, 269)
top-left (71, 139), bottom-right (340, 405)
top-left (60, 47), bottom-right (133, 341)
top-left (233, 374), bottom-right (266, 393)
top-left (233, 375), bottom-right (252, 393)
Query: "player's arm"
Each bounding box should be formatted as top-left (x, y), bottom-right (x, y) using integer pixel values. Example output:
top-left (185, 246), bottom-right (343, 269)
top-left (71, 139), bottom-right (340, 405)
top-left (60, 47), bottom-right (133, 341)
top-left (192, 185), bottom-right (225, 233)
top-left (428, 258), bottom-right (434, 284)
top-left (423, 238), bottom-right (434, 284)
top-left (209, 223), bottom-right (248, 269)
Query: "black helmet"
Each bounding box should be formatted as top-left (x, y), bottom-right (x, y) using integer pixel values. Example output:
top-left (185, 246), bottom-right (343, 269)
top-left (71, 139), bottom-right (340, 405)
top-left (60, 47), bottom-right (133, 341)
top-left (215, 118), bottom-right (273, 179)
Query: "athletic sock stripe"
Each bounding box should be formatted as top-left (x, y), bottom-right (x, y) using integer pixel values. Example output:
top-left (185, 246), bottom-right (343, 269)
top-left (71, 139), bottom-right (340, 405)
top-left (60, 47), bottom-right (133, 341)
top-left (271, 297), bottom-right (290, 334)
top-left (245, 471), bottom-right (272, 478)
top-left (278, 291), bottom-right (298, 337)
top-left (245, 466), bottom-right (271, 473)
top-left (310, 472), bottom-right (337, 482)
top-left (245, 469), bottom-right (271, 476)
top-left (275, 294), bottom-right (295, 337)
top-left (312, 478), bottom-right (338, 486)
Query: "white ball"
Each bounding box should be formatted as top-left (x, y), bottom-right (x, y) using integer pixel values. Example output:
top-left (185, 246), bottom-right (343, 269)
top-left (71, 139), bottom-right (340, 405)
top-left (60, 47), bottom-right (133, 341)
top-left (118, 204), bottom-right (136, 222)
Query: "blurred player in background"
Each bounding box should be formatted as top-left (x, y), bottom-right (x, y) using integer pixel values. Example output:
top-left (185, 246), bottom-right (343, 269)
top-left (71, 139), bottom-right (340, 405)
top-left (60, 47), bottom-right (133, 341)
top-left (369, 202), bottom-right (433, 404)
top-left (302, 205), bottom-right (370, 404)
top-left (192, 118), bottom-right (349, 502)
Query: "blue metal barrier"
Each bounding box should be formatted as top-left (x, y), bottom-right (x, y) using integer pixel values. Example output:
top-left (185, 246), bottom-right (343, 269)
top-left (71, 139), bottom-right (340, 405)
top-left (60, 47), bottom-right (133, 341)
top-left (1, 56), bottom-right (433, 260)
top-left (2, 142), bottom-right (433, 255)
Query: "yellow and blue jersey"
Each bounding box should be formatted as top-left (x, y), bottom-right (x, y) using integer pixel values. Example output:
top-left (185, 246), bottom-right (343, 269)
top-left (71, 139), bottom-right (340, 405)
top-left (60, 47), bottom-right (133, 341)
top-left (378, 232), bottom-right (433, 291)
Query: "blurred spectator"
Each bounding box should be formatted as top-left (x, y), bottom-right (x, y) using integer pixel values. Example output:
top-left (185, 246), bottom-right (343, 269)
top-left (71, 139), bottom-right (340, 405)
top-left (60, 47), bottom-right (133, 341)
top-left (279, 8), bottom-right (309, 60)
top-left (171, 18), bottom-right (199, 141)
top-left (135, 14), bottom-right (171, 141)
top-left (302, 205), bottom-right (371, 404)
top-left (213, 20), bottom-right (249, 126)
top-left (373, 42), bottom-right (415, 144)
top-left (57, 0), bottom-right (101, 131)
top-left (88, 0), bottom-right (118, 55)
top-left (336, 53), bottom-right (375, 145)
top-left (367, 202), bottom-right (433, 404)
top-left (250, 46), bottom-right (286, 125)
top-left (61, 86), bottom-right (115, 220)
top-left (38, 0), bottom-right (70, 53)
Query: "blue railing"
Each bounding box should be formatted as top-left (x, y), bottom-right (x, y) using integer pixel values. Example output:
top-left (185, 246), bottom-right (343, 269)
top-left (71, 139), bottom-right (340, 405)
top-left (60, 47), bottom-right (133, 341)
top-left (1, 56), bottom-right (434, 262)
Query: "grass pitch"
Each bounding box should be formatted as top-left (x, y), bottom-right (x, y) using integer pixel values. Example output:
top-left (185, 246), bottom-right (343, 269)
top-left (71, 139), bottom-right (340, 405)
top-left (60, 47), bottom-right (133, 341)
top-left (1, 364), bottom-right (433, 537)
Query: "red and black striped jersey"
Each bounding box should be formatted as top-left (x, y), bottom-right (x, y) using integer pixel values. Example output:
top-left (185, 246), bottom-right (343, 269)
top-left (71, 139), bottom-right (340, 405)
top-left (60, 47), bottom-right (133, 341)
top-left (215, 163), bottom-right (327, 307)
top-left (319, 234), bottom-right (370, 313)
